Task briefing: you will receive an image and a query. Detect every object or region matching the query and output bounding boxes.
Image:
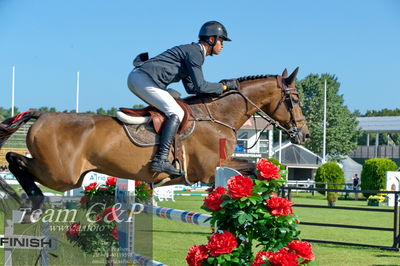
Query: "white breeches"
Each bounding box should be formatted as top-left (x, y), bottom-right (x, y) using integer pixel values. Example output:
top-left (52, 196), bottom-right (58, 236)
top-left (127, 69), bottom-right (184, 122)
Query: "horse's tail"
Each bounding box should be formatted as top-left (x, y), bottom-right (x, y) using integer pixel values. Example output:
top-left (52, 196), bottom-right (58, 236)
top-left (0, 110), bottom-right (41, 148)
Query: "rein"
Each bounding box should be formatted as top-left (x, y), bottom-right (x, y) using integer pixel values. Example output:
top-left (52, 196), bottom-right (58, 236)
top-left (191, 76), bottom-right (304, 143)
top-left (191, 98), bottom-right (237, 134)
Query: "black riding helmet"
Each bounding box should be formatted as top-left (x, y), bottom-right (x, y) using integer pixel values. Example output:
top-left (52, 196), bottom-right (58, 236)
top-left (199, 21), bottom-right (231, 54)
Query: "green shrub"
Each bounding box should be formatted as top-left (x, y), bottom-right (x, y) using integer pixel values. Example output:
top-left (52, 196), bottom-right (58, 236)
top-left (361, 158), bottom-right (398, 198)
top-left (315, 162), bottom-right (345, 195)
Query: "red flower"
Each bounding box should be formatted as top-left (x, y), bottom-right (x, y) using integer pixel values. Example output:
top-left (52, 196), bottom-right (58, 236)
top-left (84, 182), bottom-right (97, 191)
top-left (288, 240), bottom-right (315, 262)
top-left (252, 251), bottom-right (269, 266)
top-left (186, 245), bottom-right (208, 266)
top-left (227, 175), bottom-right (253, 199)
top-left (267, 197), bottom-right (294, 216)
top-left (106, 176), bottom-right (117, 186)
top-left (66, 222), bottom-right (80, 238)
top-left (266, 249), bottom-right (299, 266)
top-left (206, 231), bottom-right (237, 256)
top-left (135, 181), bottom-right (143, 187)
top-left (80, 196), bottom-right (90, 205)
top-left (203, 186), bottom-right (226, 212)
top-left (102, 207), bottom-right (119, 222)
top-left (257, 159), bottom-right (280, 181)
top-left (112, 226), bottom-right (118, 240)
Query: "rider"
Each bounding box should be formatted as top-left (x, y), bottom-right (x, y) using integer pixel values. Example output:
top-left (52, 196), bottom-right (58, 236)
top-left (127, 21), bottom-right (239, 177)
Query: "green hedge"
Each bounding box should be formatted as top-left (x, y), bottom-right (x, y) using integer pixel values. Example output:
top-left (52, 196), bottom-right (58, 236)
top-left (315, 162), bottom-right (345, 195)
top-left (361, 158), bottom-right (398, 197)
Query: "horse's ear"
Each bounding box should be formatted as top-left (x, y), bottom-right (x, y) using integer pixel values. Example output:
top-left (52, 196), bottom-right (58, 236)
top-left (284, 67), bottom-right (299, 85)
top-left (282, 68), bottom-right (288, 78)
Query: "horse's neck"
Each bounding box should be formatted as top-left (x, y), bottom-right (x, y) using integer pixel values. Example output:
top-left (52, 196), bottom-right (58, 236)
top-left (203, 79), bottom-right (278, 130)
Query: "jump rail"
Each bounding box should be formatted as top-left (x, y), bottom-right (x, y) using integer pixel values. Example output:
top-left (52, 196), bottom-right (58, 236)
top-left (144, 205), bottom-right (211, 226)
top-left (281, 186), bottom-right (400, 251)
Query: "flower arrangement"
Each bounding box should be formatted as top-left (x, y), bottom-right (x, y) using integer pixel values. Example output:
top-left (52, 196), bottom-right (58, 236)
top-left (66, 177), bottom-right (119, 264)
top-left (66, 176), bottom-right (119, 265)
top-left (186, 158), bottom-right (316, 266)
top-left (66, 177), bottom-right (153, 265)
top-left (367, 194), bottom-right (387, 206)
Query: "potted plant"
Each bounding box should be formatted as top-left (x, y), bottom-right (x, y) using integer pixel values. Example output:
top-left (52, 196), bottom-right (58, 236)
top-left (367, 194), bottom-right (387, 206)
top-left (327, 192), bottom-right (337, 207)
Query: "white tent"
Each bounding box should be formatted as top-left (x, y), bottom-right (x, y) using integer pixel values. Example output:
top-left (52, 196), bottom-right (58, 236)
top-left (341, 156), bottom-right (362, 183)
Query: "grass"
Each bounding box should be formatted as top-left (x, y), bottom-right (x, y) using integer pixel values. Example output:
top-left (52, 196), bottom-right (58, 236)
top-left (10, 184), bottom-right (64, 195)
top-left (152, 194), bottom-right (400, 266)
top-left (0, 191), bottom-right (399, 265)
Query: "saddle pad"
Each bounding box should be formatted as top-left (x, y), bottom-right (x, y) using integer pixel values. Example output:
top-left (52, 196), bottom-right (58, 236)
top-left (122, 120), bottom-right (195, 147)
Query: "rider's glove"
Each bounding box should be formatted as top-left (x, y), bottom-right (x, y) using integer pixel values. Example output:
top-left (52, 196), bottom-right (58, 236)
top-left (220, 79), bottom-right (239, 92)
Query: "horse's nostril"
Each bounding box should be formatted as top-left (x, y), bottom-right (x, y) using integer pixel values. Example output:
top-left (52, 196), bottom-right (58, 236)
top-left (305, 134), bottom-right (310, 139)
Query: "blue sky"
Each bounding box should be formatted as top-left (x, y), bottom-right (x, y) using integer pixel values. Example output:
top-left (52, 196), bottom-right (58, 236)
top-left (0, 0), bottom-right (399, 113)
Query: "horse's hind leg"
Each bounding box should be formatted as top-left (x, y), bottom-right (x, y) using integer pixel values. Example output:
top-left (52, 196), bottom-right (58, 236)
top-left (6, 152), bottom-right (44, 214)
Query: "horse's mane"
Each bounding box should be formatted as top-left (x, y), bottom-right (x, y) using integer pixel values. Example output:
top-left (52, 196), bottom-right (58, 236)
top-left (184, 74), bottom-right (277, 104)
top-left (237, 74), bottom-right (277, 82)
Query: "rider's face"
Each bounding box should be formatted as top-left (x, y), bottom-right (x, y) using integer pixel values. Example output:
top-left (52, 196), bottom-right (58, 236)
top-left (212, 37), bottom-right (224, 55)
top-left (205, 36), bottom-right (224, 56)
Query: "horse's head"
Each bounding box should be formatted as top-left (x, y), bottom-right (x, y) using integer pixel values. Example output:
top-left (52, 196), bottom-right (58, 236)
top-left (262, 68), bottom-right (310, 144)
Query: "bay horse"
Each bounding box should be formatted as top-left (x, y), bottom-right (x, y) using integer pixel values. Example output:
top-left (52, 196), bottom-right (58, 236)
top-left (0, 68), bottom-right (309, 218)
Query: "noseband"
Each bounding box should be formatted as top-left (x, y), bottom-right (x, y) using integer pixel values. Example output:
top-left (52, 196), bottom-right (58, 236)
top-left (269, 78), bottom-right (306, 139)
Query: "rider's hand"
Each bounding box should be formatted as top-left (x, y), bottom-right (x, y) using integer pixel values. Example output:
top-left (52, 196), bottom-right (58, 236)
top-left (220, 79), bottom-right (239, 91)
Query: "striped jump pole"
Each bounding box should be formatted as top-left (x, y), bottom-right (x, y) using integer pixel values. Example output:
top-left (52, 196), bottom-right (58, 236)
top-left (174, 193), bottom-right (208, 197)
top-left (143, 205), bottom-right (211, 227)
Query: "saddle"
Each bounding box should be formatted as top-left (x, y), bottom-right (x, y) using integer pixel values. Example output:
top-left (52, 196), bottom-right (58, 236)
top-left (117, 100), bottom-right (195, 174)
top-left (119, 100), bottom-right (193, 135)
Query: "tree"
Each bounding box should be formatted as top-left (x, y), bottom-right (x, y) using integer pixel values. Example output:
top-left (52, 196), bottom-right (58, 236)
top-left (132, 104), bottom-right (145, 109)
top-left (0, 107), bottom-right (10, 120)
top-left (363, 108), bottom-right (400, 117)
top-left (297, 74), bottom-right (361, 159)
top-left (34, 107), bottom-right (57, 113)
top-left (0, 107), bottom-right (18, 120)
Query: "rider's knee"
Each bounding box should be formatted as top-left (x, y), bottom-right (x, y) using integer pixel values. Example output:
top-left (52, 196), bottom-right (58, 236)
top-left (169, 109), bottom-right (184, 123)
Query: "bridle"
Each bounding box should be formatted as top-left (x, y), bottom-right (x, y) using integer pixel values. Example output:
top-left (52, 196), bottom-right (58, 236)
top-left (193, 75), bottom-right (305, 141)
top-left (268, 76), bottom-right (306, 139)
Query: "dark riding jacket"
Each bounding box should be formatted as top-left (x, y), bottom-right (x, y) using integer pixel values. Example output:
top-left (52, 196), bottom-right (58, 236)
top-left (137, 43), bottom-right (223, 94)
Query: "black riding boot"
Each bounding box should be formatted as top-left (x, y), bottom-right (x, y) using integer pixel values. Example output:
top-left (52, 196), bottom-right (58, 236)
top-left (151, 114), bottom-right (184, 177)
